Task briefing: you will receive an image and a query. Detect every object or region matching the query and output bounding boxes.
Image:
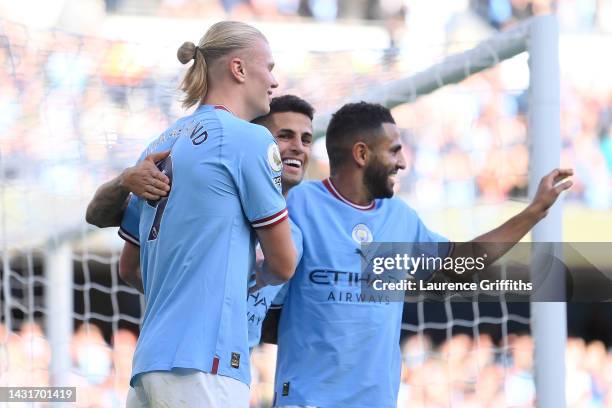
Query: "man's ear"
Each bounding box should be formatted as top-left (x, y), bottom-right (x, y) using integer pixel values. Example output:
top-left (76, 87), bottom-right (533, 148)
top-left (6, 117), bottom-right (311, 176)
top-left (229, 57), bottom-right (246, 83)
top-left (352, 142), bottom-right (369, 168)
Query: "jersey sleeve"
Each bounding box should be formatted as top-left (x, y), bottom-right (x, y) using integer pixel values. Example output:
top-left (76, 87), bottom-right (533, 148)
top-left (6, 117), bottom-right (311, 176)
top-left (234, 127), bottom-right (287, 229)
top-left (416, 216), bottom-right (449, 243)
top-left (118, 194), bottom-right (141, 246)
top-left (400, 205), bottom-right (453, 282)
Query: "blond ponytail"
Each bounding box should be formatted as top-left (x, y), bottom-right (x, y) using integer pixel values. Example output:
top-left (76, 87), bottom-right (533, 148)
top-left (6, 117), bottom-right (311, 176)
top-left (178, 42), bottom-right (208, 109)
top-left (177, 21), bottom-right (266, 110)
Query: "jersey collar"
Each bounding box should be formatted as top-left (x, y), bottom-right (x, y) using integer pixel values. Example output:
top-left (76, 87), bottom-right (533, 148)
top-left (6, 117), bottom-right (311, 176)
top-left (322, 178), bottom-right (375, 211)
top-left (196, 104), bottom-right (234, 115)
top-left (213, 105), bottom-right (233, 114)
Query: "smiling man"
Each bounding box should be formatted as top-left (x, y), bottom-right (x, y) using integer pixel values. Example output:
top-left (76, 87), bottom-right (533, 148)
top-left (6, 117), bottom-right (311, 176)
top-left (269, 101), bottom-right (572, 408)
top-left (253, 95), bottom-right (313, 196)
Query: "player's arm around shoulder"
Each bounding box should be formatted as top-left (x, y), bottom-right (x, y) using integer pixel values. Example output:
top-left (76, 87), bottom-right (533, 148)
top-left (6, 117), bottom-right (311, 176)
top-left (85, 150), bottom-right (171, 228)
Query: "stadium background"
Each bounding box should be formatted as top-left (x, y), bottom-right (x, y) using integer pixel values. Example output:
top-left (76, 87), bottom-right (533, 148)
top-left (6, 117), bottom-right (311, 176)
top-left (1, 0), bottom-right (612, 406)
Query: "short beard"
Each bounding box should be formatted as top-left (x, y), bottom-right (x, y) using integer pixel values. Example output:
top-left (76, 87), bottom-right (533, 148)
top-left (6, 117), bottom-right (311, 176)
top-left (363, 158), bottom-right (394, 199)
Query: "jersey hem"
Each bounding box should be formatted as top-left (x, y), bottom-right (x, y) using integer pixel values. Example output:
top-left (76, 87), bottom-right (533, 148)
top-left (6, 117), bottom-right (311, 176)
top-left (274, 397), bottom-right (395, 408)
top-left (130, 362), bottom-right (250, 388)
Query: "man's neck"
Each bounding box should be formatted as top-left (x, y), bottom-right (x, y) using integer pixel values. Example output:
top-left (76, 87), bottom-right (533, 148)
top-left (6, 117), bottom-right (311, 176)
top-left (203, 89), bottom-right (251, 121)
top-left (329, 171), bottom-right (373, 206)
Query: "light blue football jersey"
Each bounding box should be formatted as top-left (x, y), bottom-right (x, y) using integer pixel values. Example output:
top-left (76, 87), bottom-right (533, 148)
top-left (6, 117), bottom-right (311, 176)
top-left (118, 105), bottom-right (287, 387)
top-left (273, 178), bottom-right (449, 408)
top-left (247, 220), bottom-right (303, 349)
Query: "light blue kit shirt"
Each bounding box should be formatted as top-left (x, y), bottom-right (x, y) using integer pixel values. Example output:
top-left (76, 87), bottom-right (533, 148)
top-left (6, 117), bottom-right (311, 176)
top-left (273, 178), bottom-right (450, 408)
top-left (118, 105), bottom-right (287, 387)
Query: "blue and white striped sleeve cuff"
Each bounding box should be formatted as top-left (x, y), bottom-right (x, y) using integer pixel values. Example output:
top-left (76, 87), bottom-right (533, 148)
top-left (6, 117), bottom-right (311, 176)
top-left (118, 227), bottom-right (140, 246)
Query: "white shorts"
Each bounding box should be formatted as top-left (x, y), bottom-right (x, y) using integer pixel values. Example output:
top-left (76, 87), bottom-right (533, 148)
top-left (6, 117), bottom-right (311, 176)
top-left (126, 368), bottom-right (249, 408)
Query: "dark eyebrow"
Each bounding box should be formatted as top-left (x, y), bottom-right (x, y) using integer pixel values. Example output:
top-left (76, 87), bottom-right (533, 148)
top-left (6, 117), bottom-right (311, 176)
top-left (277, 128), bottom-right (296, 134)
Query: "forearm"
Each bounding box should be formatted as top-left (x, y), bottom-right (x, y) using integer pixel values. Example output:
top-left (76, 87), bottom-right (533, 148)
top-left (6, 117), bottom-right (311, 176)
top-left (471, 204), bottom-right (544, 257)
top-left (85, 173), bottom-right (130, 228)
top-left (446, 204), bottom-right (544, 280)
top-left (434, 168), bottom-right (571, 283)
top-left (258, 259), bottom-right (289, 286)
top-left (125, 265), bottom-right (144, 294)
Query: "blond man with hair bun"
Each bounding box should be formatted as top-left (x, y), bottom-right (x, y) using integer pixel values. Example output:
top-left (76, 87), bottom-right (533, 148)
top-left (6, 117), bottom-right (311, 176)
top-left (87, 21), bottom-right (296, 408)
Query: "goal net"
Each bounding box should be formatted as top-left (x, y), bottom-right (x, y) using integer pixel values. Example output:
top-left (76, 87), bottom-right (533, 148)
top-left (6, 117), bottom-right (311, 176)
top-left (1, 14), bottom-right (566, 407)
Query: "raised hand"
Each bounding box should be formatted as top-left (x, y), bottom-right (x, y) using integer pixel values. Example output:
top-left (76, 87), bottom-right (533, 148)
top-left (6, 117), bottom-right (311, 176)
top-left (530, 168), bottom-right (573, 216)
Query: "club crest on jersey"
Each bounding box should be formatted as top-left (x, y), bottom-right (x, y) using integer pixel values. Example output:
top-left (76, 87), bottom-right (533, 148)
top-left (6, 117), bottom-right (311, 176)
top-left (352, 223), bottom-right (373, 244)
top-left (267, 143), bottom-right (283, 172)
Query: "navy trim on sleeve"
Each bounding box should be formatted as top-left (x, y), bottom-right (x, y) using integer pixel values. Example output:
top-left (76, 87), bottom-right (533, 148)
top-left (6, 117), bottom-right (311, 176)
top-left (118, 227), bottom-right (140, 247)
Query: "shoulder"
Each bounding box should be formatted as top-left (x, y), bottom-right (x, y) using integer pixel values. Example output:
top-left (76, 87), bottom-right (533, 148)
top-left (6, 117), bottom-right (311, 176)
top-left (140, 116), bottom-right (192, 159)
top-left (223, 117), bottom-right (276, 154)
top-left (286, 181), bottom-right (324, 219)
top-left (287, 180), bottom-right (322, 202)
top-left (380, 196), bottom-right (419, 218)
top-left (246, 122), bottom-right (275, 147)
top-left (221, 113), bottom-right (273, 141)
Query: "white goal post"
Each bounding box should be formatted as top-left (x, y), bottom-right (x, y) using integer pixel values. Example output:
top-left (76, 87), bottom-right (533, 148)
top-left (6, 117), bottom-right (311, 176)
top-left (313, 14), bottom-right (565, 408)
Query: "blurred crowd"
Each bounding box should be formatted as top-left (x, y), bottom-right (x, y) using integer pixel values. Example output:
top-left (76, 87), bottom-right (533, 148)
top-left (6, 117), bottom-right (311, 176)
top-left (1, 12), bottom-right (611, 215)
top-left (0, 322), bottom-right (133, 407)
top-left (2, 322), bottom-right (612, 407)
top-left (397, 333), bottom-right (612, 407)
top-left (100, 0), bottom-right (612, 33)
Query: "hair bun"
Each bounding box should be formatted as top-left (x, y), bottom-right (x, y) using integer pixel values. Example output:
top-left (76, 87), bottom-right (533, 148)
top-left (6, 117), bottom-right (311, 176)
top-left (177, 41), bottom-right (197, 64)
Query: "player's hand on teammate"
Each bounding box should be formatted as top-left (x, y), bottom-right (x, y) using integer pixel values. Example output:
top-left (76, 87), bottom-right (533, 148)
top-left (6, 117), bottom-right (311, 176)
top-left (529, 168), bottom-right (573, 216)
top-left (121, 150), bottom-right (171, 201)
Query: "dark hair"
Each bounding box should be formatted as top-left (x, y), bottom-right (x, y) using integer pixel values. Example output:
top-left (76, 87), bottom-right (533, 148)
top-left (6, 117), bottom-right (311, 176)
top-left (252, 94), bottom-right (315, 124)
top-left (326, 102), bottom-right (395, 171)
